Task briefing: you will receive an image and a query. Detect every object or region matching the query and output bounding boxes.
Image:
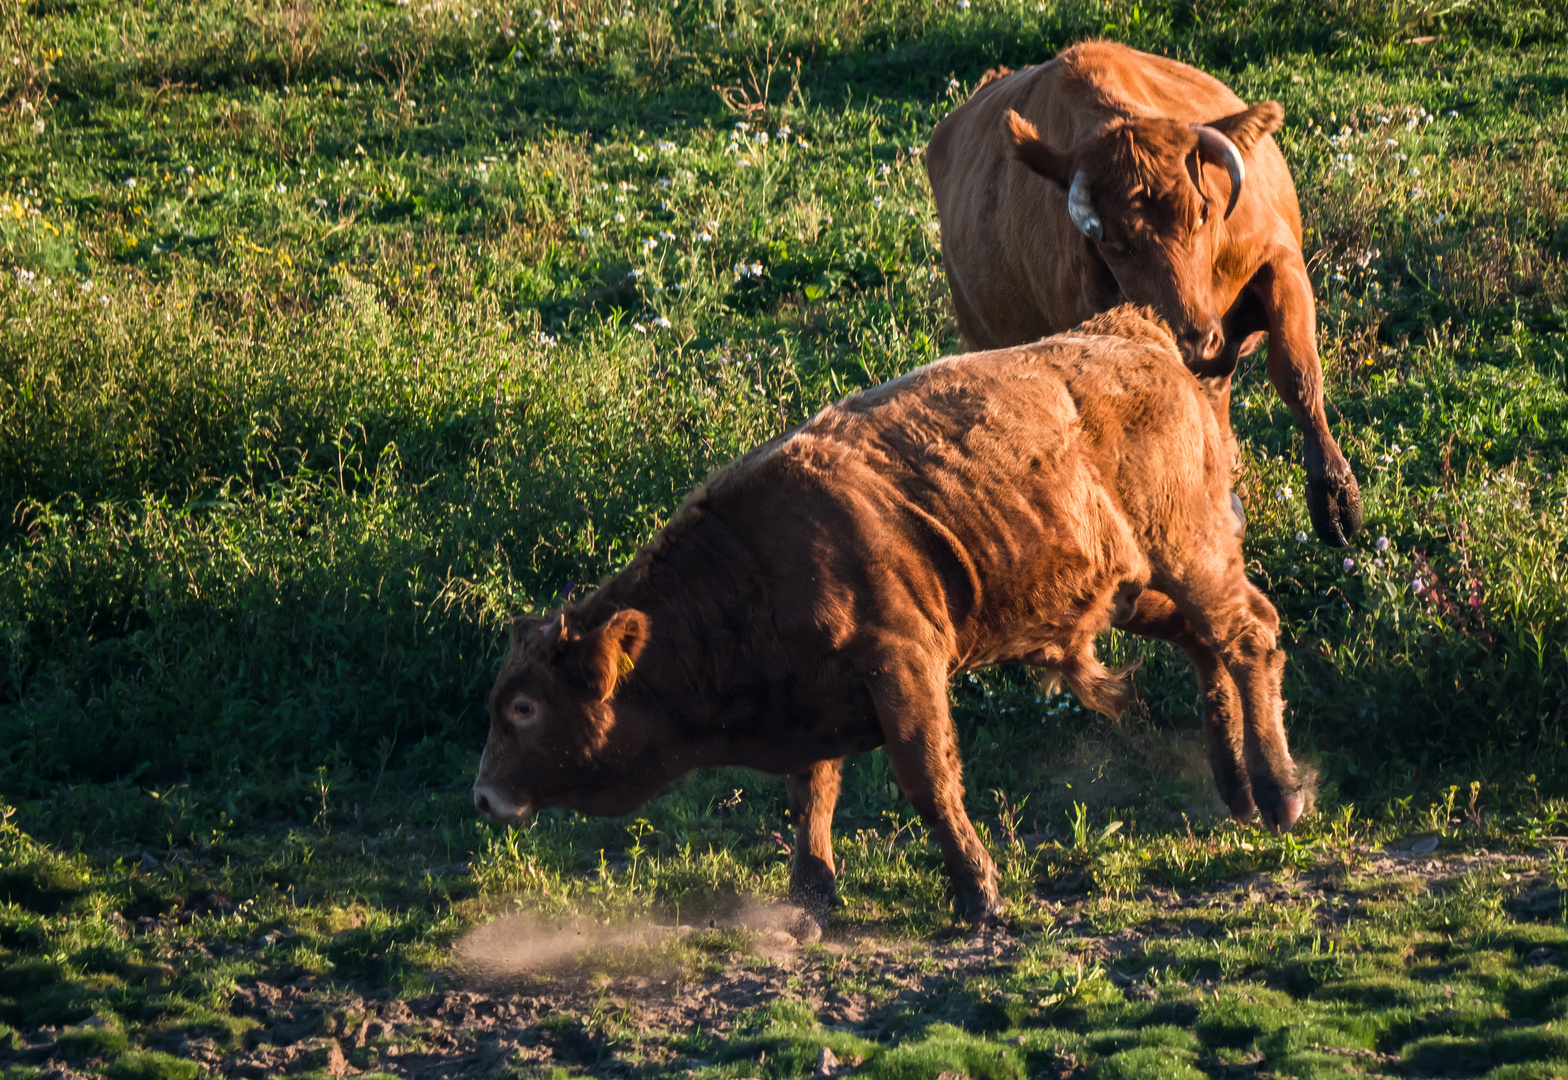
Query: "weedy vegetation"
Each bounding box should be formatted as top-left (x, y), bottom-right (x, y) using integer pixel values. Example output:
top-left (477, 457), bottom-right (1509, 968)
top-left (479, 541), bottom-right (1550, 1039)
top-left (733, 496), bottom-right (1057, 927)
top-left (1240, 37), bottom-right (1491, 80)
top-left (1, 0), bottom-right (1567, 1077)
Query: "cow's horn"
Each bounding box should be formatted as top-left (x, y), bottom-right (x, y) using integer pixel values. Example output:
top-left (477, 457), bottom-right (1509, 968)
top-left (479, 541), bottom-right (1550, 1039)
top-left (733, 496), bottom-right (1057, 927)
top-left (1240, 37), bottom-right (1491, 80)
top-left (1067, 171), bottom-right (1102, 242)
top-left (541, 612), bottom-right (567, 652)
top-left (1195, 126), bottom-right (1245, 219)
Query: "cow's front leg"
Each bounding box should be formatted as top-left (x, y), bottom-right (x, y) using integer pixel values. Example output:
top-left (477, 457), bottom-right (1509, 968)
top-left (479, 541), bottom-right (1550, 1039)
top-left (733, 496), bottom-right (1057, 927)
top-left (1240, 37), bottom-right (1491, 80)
top-left (786, 759), bottom-right (842, 938)
top-left (1159, 571), bottom-right (1303, 833)
top-left (1118, 590), bottom-right (1253, 819)
top-left (1252, 255), bottom-right (1363, 546)
top-left (868, 660), bottom-right (1001, 925)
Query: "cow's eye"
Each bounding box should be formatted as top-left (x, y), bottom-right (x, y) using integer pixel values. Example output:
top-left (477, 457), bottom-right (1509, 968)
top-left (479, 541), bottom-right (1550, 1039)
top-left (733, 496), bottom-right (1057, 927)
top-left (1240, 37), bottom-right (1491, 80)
top-left (511, 698), bottom-right (537, 724)
top-left (1199, 200), bottom-right (1211, 226)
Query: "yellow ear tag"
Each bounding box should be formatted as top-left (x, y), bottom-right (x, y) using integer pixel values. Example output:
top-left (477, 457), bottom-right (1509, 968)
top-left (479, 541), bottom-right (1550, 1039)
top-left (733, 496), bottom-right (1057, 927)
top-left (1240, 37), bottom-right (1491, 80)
top-left (616, 652), bottom-right (636, 677)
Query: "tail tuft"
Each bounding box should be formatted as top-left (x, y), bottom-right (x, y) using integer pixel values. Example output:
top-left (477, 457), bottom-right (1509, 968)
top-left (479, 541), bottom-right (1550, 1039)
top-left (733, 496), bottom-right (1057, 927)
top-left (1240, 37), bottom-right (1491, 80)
top-left (1063, 651), bottom-right (1144, 719)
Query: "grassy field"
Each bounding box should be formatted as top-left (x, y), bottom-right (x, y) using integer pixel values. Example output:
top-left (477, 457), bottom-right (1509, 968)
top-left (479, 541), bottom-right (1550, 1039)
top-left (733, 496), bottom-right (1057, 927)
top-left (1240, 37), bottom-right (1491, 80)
top-left (3, 0), bottom-right (1568, 1077)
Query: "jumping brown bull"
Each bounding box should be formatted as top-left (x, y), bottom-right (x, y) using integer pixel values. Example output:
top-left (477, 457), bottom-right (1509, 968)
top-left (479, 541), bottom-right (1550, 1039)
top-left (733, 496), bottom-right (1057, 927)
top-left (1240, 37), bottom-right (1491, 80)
top-left (473, 307), bottom-right (1305, 928)
top-left (926, 41), bottom-right (1361, 548)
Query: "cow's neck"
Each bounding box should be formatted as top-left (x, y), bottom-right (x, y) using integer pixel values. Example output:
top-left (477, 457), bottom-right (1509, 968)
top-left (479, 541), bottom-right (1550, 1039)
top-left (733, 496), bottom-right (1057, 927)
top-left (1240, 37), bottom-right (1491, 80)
top-left (573, 521), bottom-right (783, 773)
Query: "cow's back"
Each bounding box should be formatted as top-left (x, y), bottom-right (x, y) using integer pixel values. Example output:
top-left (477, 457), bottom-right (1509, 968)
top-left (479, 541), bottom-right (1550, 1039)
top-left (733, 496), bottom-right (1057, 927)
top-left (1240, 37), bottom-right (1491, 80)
top-left (702, 312), bottom-right (1216, 669)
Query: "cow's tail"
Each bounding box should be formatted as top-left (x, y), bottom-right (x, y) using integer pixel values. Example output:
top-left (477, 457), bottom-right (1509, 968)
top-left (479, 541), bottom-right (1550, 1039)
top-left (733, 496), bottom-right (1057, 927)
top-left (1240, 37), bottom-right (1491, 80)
top-left (1061, 647), bottom-right (1142, 719)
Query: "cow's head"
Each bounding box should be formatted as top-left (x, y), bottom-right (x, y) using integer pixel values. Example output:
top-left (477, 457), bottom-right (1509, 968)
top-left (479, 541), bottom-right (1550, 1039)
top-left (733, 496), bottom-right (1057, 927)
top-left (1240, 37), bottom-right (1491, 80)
top-left (1004, 102), bottom-right (1284, 371)
top-left (472, 608), bottom-right (653, 824)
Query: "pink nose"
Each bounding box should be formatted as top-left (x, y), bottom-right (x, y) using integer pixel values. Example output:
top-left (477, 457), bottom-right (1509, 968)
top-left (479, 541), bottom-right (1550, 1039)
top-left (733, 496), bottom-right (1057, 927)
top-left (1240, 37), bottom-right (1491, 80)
top-left (1263, 793), bottom-right (1306, 834)
top-left (1200, 328), bottom-right (1223, 360)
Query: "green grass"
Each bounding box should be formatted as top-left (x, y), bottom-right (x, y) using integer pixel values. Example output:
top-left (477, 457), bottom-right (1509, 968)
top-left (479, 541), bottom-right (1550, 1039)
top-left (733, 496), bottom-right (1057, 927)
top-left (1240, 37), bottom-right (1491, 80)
top-left (2, 0), bottom-right (1568, 1077)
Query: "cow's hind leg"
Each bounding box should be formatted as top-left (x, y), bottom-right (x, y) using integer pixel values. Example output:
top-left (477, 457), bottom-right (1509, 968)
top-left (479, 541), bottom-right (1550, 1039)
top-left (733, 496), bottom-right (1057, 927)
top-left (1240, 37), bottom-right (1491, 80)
top-left (867, 659), bottom-right (1001, 924)
top-left (1117, 590), bottom-right (1253, 820)
top-left (786, 759), bottom-right (842, 939)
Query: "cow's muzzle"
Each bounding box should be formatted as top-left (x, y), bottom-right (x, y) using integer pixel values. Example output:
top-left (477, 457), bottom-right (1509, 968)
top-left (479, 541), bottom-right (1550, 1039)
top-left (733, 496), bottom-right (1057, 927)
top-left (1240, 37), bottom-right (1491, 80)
top-left (1178, 324), bottom-right (1225, 365)
top-left (473, 784), bottom-right (533, 824)
top-left (1259, 792), bottom-right (1305, 835)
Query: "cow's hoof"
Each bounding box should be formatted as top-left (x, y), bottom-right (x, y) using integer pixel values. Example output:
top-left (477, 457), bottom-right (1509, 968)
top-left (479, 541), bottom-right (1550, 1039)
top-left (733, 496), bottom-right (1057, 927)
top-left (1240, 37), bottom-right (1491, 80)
top-left (787, 911), bottom-right (825, 944)
top-left (1305, 473), bottom-right (1363, 547)
top-left (954, 886), bottom-right (1004, 927)
top-left (788, 863), bottom-right (839, 923)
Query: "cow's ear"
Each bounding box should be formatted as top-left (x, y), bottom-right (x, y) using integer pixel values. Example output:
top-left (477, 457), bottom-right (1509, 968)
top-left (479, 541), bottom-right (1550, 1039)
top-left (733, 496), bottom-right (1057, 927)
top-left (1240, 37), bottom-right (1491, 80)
top-left (581, 609), bottom-right (650, 702)
top-left (510, 614), bottom-right (549, 646)
top-left (1206, 101), bottom-right (1284, 154)
top-left (1003, 109), bottom-right (1072, 187)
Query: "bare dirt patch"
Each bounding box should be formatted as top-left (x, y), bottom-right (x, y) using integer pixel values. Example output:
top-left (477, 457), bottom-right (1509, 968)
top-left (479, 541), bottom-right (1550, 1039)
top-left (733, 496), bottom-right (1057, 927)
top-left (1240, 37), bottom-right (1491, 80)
top-left (3, 850), bottom-right (1557, 1080)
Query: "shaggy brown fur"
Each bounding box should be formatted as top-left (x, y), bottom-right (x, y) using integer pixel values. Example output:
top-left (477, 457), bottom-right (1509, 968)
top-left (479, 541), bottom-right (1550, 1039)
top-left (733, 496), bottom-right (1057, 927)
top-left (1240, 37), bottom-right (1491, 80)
top-left (926, 41), bottom-right (1361, 549)
top-left (473, 307), bottom-right (1304, 928)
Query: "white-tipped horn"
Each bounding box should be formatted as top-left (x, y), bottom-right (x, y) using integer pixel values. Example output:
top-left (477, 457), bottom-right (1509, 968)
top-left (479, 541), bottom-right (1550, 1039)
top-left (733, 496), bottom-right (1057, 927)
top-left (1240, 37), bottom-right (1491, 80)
top-left (1195, 126), bottom-right (1245, 218)
top-left (1067, 170), bottom-right (1102, 241)
top-left (541, 612), bottom-right (567, 652)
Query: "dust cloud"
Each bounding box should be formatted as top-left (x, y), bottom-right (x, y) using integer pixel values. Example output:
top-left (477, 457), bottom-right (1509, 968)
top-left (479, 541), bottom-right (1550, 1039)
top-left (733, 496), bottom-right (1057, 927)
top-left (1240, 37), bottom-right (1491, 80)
top-left (454, 898), bottom-right (817, 981)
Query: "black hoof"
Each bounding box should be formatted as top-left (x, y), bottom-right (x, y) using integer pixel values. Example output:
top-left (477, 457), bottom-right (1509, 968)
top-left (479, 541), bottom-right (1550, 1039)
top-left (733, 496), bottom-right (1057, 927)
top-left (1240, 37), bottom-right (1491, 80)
top-left (787, 911), bottom-right (825, 943)
top-left (954, 886), bottom-right (1004, 926)
top-left (1305, 473), bottom-right (1363, 547)
top-left (788, 860), bottom-right (839, 923)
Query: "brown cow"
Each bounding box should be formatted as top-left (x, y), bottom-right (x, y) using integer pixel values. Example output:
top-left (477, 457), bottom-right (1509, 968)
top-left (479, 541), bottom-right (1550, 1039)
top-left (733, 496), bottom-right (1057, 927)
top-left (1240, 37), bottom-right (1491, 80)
top-left (473, 307), bottom-right (1305, 928)
top-left (926, 41), bottom-right (1361, 548)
